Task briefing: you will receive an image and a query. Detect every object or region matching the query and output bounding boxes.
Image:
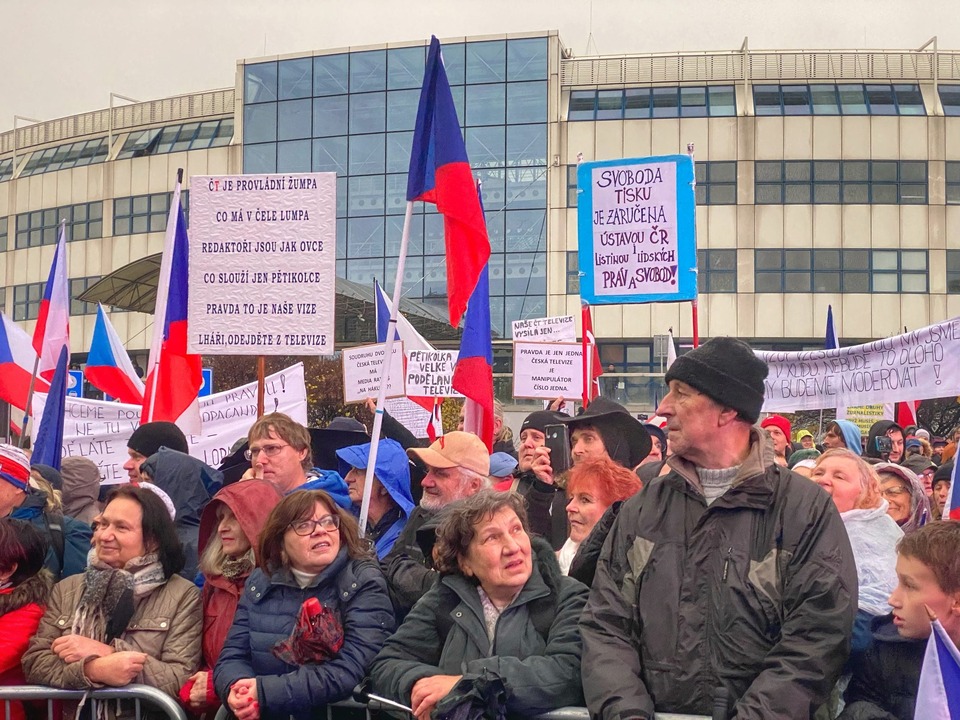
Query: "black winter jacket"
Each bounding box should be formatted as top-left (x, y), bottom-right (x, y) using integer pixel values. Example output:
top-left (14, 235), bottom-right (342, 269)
top-left (213, 548), bottom-right (395, 720)
top-left (510, 471), bottom-right (568, 550)
top-left (839, 614), bottom-right (925, 720)
top-left (380, 506), bottom-right (441, 619)
top-left (580, 428), bottom-right (858, 720)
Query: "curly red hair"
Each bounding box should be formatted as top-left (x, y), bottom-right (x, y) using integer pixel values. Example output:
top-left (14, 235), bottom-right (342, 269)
top-left (566, 457), bottom-right (642, 507)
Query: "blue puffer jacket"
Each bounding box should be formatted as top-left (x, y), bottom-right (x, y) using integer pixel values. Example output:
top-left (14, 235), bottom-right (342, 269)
top-left (213, 548), bottom-right (395, 720)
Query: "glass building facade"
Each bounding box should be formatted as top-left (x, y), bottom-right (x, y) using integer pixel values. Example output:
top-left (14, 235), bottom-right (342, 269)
top-left (241, 36), bottom-right (550, 338)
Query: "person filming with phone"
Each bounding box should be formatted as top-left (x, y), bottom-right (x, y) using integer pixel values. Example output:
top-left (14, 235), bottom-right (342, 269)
top-left (864, 420), bottom-right (906, 465)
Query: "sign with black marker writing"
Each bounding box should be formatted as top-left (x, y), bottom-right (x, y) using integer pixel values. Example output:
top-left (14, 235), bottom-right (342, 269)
top-left (341, 342), bottom-right (405, 403)
top-left (188, 173), bottom-right (337, 355)
top-left (511, 315), bottom-right (576, 342)
top-left (405, 350), bottom-right (461, 397)
top-left (512, 342), bottom-right (583, 400)
top-left (759, 318), bottom-right (960, 411)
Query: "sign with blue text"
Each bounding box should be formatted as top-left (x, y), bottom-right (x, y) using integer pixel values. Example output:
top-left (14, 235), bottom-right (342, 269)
top-left (577, 155), bottom-right (697, 305)
top-left (188, 173), bottom-right (337, 355)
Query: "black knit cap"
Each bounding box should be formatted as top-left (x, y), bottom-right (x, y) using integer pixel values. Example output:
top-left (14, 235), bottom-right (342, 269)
top-left (664, 337), bottom-right (768, 423)
top-left (520, 410), bottom-right (566, 435)
top-left (128, 421), bottom-right (189, 457)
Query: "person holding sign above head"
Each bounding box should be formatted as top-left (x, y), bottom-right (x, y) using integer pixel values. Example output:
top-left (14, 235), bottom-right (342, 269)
top-left (380, 432), bottom-right (490, 620)
top-left (581, 337), bottom-right (857, 719)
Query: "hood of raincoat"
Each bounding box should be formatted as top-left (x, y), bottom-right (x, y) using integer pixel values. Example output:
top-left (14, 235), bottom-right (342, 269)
top-left (198, 479), bottom-right (284, 566)
top-left (833, 419), bottom-right (863, 456)
top-left (60, 456), bottom-right (101, 522)
top-left (840, 500), bottom-right (903, 616)
top-left (336, 439), bottom-right (414, 516)
top-left (141, 447), bottom-right (223, 525)
top-left (874, 461), bottom-right (931, 534)
top-left (298, 469), bottom-right (353, 510)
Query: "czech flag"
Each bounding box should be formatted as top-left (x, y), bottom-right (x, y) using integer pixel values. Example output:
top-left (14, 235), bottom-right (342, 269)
top-left (913, 619), bottom-right (960, 719)
top-left (86, 304), bottom-right (145, 404)
top-left (407, 36), bottom-right (490, 327)
top-left (0, 314), bottom-right (48, 410)
top-left (142, 182), bottom-right (202, 434)
top-left (33, 225), bottom-right (70, 383)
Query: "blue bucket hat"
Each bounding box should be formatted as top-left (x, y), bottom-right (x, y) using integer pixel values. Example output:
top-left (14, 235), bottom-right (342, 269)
top-left (336, 438), bottom-right (414, 515)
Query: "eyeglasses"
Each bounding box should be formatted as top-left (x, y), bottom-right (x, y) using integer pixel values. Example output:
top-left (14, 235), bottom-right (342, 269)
top-left (881, 487), bottom-right (909, 498)
top-left (289, 515), bottom-right (340, 536)
top-left (244, 443), bottom-right (289, 461)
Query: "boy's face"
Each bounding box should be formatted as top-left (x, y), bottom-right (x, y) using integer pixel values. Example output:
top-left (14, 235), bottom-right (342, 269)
top-left (888, 554), bottom-right (960, 641)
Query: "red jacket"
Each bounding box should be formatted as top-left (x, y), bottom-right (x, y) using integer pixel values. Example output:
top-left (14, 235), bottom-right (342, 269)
top-left (0, 572), bottom-right (51, 720)
top-left (197, 480), bottom-right (283, 667)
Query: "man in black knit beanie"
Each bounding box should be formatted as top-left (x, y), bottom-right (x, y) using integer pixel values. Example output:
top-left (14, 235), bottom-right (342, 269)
top-left (581, 336), bottom-right (858, 719)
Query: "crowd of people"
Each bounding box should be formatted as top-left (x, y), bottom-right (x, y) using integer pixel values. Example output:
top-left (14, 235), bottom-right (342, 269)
top-left (0, 337), bottom-right (958, 720)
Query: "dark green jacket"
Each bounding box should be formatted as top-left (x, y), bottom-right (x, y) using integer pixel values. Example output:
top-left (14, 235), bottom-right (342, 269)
top-left (371, 538), bottom-right (588, 717)
top-left (580, 429), bottom-right (858, 720)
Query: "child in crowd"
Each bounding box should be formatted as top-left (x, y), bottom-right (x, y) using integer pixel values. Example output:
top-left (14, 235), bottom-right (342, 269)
top-left (840, 521), bottom-right (960, 720)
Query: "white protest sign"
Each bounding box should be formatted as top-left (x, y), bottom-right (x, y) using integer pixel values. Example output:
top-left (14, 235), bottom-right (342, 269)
top-left (405, 350), bottom-right (460, 397)
top-left (512, 341), bottom-right (583, 400)
top-left (511, 315), bottom-right (576, 342)
top-left (577, 156), bottom-right (697, 305)
top-left (32, 364), bottom-right (308, 485)
top-left (384, 397), bottom-right (434, 440)
top-left (188, 173), bottom-right (337, 355)
top-left (342, 342), bottom-right (405, 403)
top-left (758, 318), bottom-right (960, 412)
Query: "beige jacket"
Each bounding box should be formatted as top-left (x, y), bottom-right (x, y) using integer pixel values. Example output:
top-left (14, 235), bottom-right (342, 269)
top-left (23, 572), bottom-right (202, 698)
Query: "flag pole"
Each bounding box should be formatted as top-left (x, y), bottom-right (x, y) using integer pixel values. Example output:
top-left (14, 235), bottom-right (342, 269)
top-left (358, 200), bottom-right (413, 536)
top-left (257, 356), bottom-right (265, 417)
top-left (18, 356), bottom-right (41, 449)
top-left (687, 142), bottom-right (700, 348)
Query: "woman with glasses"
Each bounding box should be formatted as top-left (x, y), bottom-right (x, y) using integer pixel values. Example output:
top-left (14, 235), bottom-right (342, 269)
top-left (810, 449), bottom-right (902, 653)
top-left (874, 462), bottom-right (930, 534)
top-left (214, 490), bottom-right (395, 720)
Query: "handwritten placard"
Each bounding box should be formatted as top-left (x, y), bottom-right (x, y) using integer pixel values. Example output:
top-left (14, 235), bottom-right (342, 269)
top-left (512, 315), bottom-right (576, 342)
top-left (577, 155), bottom-right (697, 305)
top-left (759, 318), bottom-right (960, 411)
top-left (31, 364), bottom-right (308, 484)
top-left (405, 350), bottom-right (460, 397)
top-left (342, 342), bottom-right (405, 403)
top-left (512, 342), bottom-right (583, 400)
top-left (188, 173), bottom-right (337, 355)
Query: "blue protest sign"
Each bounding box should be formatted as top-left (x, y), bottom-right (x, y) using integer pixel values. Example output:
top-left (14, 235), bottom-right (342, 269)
top-left (577, 155), bottom-right (697, 305)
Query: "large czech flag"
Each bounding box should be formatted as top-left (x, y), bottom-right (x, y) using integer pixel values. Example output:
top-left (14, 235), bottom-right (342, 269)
top-left (33, 226), bottom-right (70, 383)
top-left (86, 304), bottom-right (145, 404)
top-left (0, 314), bottom-right (48, 410)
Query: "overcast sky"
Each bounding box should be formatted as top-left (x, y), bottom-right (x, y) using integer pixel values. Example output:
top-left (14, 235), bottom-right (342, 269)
top-left (2, 0), bottom-right (958, 132)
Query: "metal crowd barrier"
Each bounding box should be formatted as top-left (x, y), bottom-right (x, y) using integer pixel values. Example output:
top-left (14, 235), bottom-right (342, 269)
top-left (0, 684), bottom-right (186, 720)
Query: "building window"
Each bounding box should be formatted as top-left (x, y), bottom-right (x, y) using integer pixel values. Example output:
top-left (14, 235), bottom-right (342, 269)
top-left (19, 138), bottom-right (109, 178)
top-left (0, 217), bottom-right (7, 252)
top-left (69, 277), bottom-right (100, 316)
top-left (754, 249), bottom-right (926, 293)
top-left (753, 83), bottom-right (925, 115)
top-left (938, 85), bottom-right (960, 116)
top-left (566, 165), bottom-right (579, 207)
top-left (947, 250), bottom-right (960, 292)
top-left (947, 162), bottom-right (960, 204)
top-left (755, 160), bottom-right (927, 205)
top-left (697, 249), bottom-right (737, 292)
top-left (566, 251), bottom-right (580, 294)
top-left (113, 191), bottom-right (189, 236)
top-left (696, 161), bottom-right (737, 205)
top-left (567, 85), bottom-right (735, 121)
top-left (116, 118), bottom-right (234, 160)
top-left (13, 282), bottom-right (43, 321)
top-left (0, 158), bottom-right (12, 183)
top-left (15, 202), bottom-right (103, 249)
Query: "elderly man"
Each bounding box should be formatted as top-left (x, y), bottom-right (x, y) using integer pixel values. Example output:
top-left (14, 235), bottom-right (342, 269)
top-left (581, 337), bottom-right (857, 719)
top-left (122, 420), bottom-right (189, 482)
top-left (562, 397), bottom-right (651, 469)
top-left (380, 431), bottom-right (489, 617)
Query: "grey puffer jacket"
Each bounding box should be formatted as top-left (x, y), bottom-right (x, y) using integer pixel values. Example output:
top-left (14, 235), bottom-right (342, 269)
top-left (580, 428), bottom-right (858, 720)
top-left (370, 538), bottom-right (588, 717)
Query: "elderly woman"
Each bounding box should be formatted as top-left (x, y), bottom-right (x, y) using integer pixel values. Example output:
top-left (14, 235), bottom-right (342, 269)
top-left (875, 462), bottom-right (930, 534)
top-left (559, 458), bottom-right (641, 582)
top-left (214, 490), bottom-right (394, 720)
top-left (810, 449), bottom-right (902, 651)
top-left (179, 480), bottom-right (283, 713)
top-left (0, 519), bottom-right (51, 720)
top-left (370, 490), bottom-right (589, 720)
top-left (23, 485), bottom-right (201, 697)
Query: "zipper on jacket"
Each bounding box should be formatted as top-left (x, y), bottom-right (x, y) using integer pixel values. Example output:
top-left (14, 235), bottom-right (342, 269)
top-left (722, 547), bottom-right (732, 583)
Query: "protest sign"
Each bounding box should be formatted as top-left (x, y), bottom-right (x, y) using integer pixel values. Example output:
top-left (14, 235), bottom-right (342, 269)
top-left (511, 315), bottom-right (576, 342)
top-left (577, 155), bottom-right (697, 305)
top-left (840, 404), bottom-right (895, 436)
top-left (512, 342), bottom-right (583, 400)
top-left (405, 350), bottom-right (460, 397)
top-left (188, 173), bottom-right (337, 355)
top-left (31, 364), bottom-right (308, 484)
top-left (342, 342), bottom-right (405, 403)
top-left (759, 318), bottom-right (960, 412)
top-left (384, 397), bottom-right (434, 439)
